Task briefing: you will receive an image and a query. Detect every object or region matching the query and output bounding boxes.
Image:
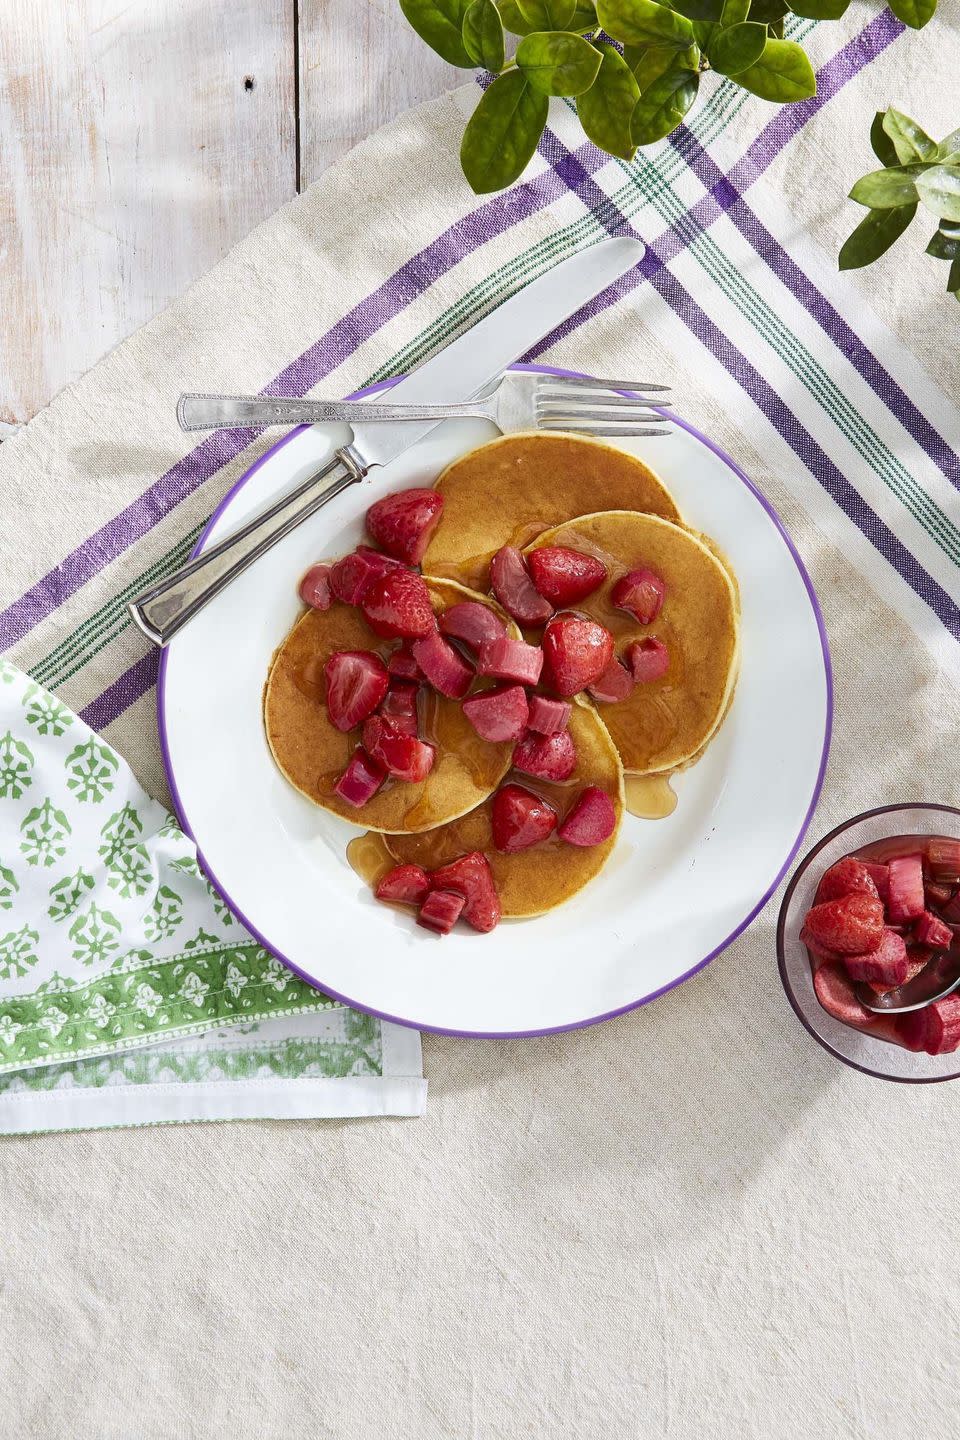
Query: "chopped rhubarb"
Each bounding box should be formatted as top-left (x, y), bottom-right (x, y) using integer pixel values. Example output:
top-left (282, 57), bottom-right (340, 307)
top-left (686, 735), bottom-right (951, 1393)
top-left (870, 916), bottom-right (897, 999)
top-left (816, 857), bottom-right (880, 904)
top-left (588, 657), bottom-right (635, 705)
top-left (333, 749), bottom-right (385, 807)
top-left (324, 650), bottom-right (389, 732)
top-left (412, 630), bottom-right (473, 699)
top-left (513, 728), bottom-right (576, 782)
top-left (387, 645), bottom-right (421, 680)
top-left (298, 563), bottom-right (332, 610)
top-left (431, 852), bottom-right (501, 932)
top-left (813, 962), bottom-right (876, 1029)
top-left (329, 547), bottom-right (400, 605)
top-left (380, 681), bottom-right (419, 736)
top-left (476, 635), bottom-right (544, 686)
top-left (361, 568), bottom-right (436, 639)
top-left (366, 487), bottom-right (443, 566)
top-left (843, 929), bottom-right (910, 986)
top-left (926, 837), bottom-right (960, 884)
top-left (490, 546), bottom-right (553, 626)
top-left (612, 567), bottom-right (665, 625)
top-left (440, 601), bottom-right (507, 652)
top-left (898, 993), bottom-right (960, 1055)
top-left (862, 861), bottom-right (890, 903)
top-left (462, 684), bottom-right (529, 743)
top-left (375, 864), bottom-right (431, 906)
top-left (526, 695), bottom-right (571, 735)
top-left (417, 889), bottom-right (466, 935)
top-left (802, 892), bottom-right (885, 956)
top-left (558, 787), bottom-right (617, 847)
top-left (924, 880), bottom-right (954, 910)
top-left (492, 783), bottom-right (558, 852)
top-left (887, 853), bottom-right (925, 923)
top-left (867, 953), bottom-right (927, 995)
top-left (626, 637), bottom-right (670, 684)
top-left (541, 614), bottom-right (614, 697)
top-left (527, 546), bottom-right (607, 607)
top-left (361, 716), bottom-right (435, 782)
top-left (941, 889), bottom-right (960, 923)
top-left (914, 910), bottom-right (953, 949)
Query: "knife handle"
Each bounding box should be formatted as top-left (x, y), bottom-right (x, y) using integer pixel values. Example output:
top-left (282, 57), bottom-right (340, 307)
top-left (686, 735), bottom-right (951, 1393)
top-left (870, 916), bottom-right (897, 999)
top-left (128, 447), bottom-right (367, 648)
top-left (177, 392), bottom-right (490, 431)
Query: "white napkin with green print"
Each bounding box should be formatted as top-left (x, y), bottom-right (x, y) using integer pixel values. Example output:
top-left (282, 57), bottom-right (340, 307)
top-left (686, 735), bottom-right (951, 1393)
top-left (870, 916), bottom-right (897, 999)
top-left (0, 659), bottom-right (425, 1133)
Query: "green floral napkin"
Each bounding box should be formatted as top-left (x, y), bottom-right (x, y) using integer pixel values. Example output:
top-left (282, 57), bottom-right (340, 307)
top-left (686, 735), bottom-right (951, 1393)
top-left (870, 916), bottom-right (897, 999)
top-left (0, 660), bottom-right (425, 1132)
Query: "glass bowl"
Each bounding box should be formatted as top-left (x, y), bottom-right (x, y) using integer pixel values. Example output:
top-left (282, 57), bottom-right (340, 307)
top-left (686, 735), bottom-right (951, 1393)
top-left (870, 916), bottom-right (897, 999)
top-left (777, 803), bottom-right (960, 1083)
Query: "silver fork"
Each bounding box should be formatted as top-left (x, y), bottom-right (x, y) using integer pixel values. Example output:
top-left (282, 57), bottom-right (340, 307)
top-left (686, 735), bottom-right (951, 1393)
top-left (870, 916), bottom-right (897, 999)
top-left (177, 372), bottom-right (672, 439)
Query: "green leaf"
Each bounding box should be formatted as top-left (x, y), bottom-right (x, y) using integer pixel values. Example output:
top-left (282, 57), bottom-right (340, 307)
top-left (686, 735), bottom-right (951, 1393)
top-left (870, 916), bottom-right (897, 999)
top-left (691, 19), bottom-right (717, 46)
top-left (746, 0), bottom-right (787, 19)
top-left (399, 0), bottom-right (474, 65)
top-left (576, 42), bottom-right (640, 158)
top-left (882, 107), bottom-right (938, 164)
top-left (735, 39), bottom-right (816, 101)
top-left (569, 0), bottom-right (600, 28)
top-left (938, 127), bottom-right (960, 159)
top-left (915, 165), bottom-right (960, 221)
top-left (768, 17), bottom-right (784, 35)
top-left (708, 20), bottom-right (766, 74)
top-left (596, 0), bottom-right (696, 47)
top-left (787, 0), bottom-right (849, 14)
top-left (849, 166), bottom-right (920, 208)
top-left (633, 40), bottom-right (698, 88)
top-left (518, 0), bottom-right (576, 25)
top-left (496, 0), bottom-right (539, 32)
top-left (886, 0), bottom-right (936, 27)
top-left (838, 204), bottom-right (917, 269)
top-left (948, 256), bottom-right (960, 295)
top-left (720, 0), bottom-right (750, 21)
top-left (632, 56), bottom-right (699, 143)
top-left (926, 226), bottom-right (960, 261)
top-left (870, 110), bottom-right (899, 167)
top-left (460, 69), bottom-right (549, 191)
top-left (463, 0), bottom-right (507, 67)
top-left (668, 0), bottom-right (722, 18)
top-left (516, 30), bottom-right (603, 92)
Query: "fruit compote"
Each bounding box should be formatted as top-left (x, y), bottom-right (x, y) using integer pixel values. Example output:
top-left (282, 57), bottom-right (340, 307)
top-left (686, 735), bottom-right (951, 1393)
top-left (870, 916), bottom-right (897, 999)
top-left (801, 834), bottom-right (960, 1056)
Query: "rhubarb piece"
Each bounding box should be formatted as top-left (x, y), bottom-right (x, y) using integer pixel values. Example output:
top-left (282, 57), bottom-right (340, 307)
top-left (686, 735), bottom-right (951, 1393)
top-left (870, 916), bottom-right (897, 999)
top-left (843, 929), bottom-right (910, 986)
top-left (898, 993), bottom-right (960, 1055)
top-left (862, 862), bottom-right (890, 903)
top-left (512, 728), bottom-right (576, 782)
top-left (887, 853), bottom-right (925, 923)
top-left (417, 889), bottom-right (466, 935)
top-left (813, 962), bottom-right (876, 1029)
top-left (411, 630), bottom-right (473, 699)
top-left (626, 637), bottom-right (670, 684)
top-left (380, 681), bottom-right (419, 737)
top-left (491, 783), bottom-right (558, 853)
top-left (329, 547), bottom-right (400, 605)
top-left (527, 546), bottom-right (606, 607)
top-left (440, 601), bottom-right (507, 652)
top-left (361, 716), bottom-right (435, 782)
top-left (361, 568), bottom-right (436, 639)
top-left (541, 614), bottom-right (614, 697)
top-left (588, 656), bottom-right (634, 705)
top-left (490, 546), bottom-right (552, 626)
top-left (462, 684), bottom-right (529, 743)
top-left (387, 645), bottom-right (421, 679)
top-left (612, 567), bottom-right (665, 624)
top-left (802, 892), bottom-right (885, 956)
top-left (927, 837), bottom-right (960, 884)
top-left (324, 650), bottom-right (390, 732)
top-left (526, 695), bottom-right (571, 735)
top-left (925, 880), bottom-right (954, 910)
top-left (915, 910), bottom-right (954, 949)
top-left (867, 953), bottom-right (927, 995)
top-left (558, 786), bottom-right (617, 847)
top-left (941, 889), bottom-right (960, 923)
top-left (431, 852), bottom-right (501, 932)
top-left (816, 857), bottom-right (880, 904)
top-left (375, 864), bottom-right (431, 906)
top-left (366, 487), bottom-right (443, 566)
top-left (333, 749), bottom-right (385, 807)
top-left (476, 635), bottom-right (544, 686)
top-left (298, 563), bottom-right (332, 610)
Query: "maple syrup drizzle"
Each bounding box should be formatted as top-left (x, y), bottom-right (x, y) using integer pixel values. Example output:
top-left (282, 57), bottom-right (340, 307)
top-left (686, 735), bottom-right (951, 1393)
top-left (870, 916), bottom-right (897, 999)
top-left (345, 832), bottom-right (394, 886)
top-left (624, 773), bottom-right (677, 820)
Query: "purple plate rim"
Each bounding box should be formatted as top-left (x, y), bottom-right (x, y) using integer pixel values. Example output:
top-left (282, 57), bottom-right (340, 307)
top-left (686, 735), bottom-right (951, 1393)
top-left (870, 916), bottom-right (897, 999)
top-left (157, 361), bottom-right (833, 1039)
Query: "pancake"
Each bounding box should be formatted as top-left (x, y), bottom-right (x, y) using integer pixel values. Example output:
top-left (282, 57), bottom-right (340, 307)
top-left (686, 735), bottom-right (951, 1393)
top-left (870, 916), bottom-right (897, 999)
top-left (422, 432), bottom-right (682, 592)
top-left (526, 512), bottom-right (739, 775)
top-left (264, 579), bottom-right (516, 832)
top-left (379, 700), bottom-right (624, 918)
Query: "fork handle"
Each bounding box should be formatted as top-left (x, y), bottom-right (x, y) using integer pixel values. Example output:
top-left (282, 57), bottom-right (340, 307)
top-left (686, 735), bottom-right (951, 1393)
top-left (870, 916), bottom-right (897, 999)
top-left (177, 392), bottom-right (487, 431)
top-left (128, 447), bottom-right (366, 647)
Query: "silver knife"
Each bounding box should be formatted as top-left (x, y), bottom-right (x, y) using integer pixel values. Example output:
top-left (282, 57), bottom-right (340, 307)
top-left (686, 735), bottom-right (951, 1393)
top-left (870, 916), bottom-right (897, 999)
top-left (128, 237), bottom-right (644, 647)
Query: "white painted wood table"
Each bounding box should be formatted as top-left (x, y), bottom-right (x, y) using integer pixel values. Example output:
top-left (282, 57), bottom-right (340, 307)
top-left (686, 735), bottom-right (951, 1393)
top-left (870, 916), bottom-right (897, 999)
top-left (0, 0), bottom-right (459, 429)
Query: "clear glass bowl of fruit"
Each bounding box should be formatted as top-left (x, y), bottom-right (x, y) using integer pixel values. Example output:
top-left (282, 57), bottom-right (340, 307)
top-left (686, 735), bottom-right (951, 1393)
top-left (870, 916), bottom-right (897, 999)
top-left (777, 804), bottom-right (960, 1082)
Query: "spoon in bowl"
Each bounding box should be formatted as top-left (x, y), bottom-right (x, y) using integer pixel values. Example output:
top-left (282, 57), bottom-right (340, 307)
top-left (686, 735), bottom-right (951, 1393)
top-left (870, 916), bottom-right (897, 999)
top-left (856, 949), bottom-right (960, 1014)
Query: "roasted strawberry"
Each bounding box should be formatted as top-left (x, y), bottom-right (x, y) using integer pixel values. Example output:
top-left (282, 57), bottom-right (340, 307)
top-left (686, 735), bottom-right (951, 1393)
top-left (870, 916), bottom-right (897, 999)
top-left (541, 614), bottom-right (614, 697)
top-left (802, 892), bottom-right (885, 956)
top-left (816, 857), bottom-right (880, 904)
top-left (380, 681), bottom-right (419, 736)
top-left (366, 487), bottom-right (443, 565)
top-left (526, 695), bottom-right (571, 735)
top-left (375, 864), bottom-right (431, 906)
top-left (361, 715), bottom-right (435, 782)
top-left (387, 645), bottom-right (421, 679)
top-left (324, 650), bottom-right (389, 731)
top-left (527, 546), bottom-right (606, 607)
top-left (558, 787), bottom-right (617, 847)
top-left (490, 546), bottom-right (552, 626)
top-left (329, 547), bottom-right (401, 605)
top-left (361, 569), bottom-right (436, 639)
top-left (440, 601), bottom-right (507, 652)
top-left (512, 728), bottom-right (576, 782)
top-left (843, 929), bottom-right (910, 986)
top-left (588, 657), bottom-right (634, 705)
top-left (626, 637), bottom-right (669, 684)
top-left (462, 684), bottom-right (529, 743)
top-left (333, 748), bottom-right (385, 807)
top-left (898, 993), bottom-right (960, 1054)
top-left (298, 563), bottom-right (332, 610)
top-left (862, 861), bottom-right (890, 903)
top-left (612, 567), bottom-right (665, 624)
top-left (887, 853), bottom-right (925, 923)
top-left (492, 783), bottom-right (558, 852)
top-left (927, 837), bottom-right (960, 883)
top-left (412, 631), bottom-right (473, 699)
top-left (800, 925), bottom-right (845, 965)
top-left (476, 635), bottom-right (544, 686)
top-left (417, 889), bottom-right (466, 935)
top-left (431, 852), bottom-right (501, 932)
top-left (914, 910), bottom-right (953, 949)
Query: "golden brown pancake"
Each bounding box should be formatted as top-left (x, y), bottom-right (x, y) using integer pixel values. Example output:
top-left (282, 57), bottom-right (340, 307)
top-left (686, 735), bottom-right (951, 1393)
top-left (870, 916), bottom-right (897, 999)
top-left (526, 513), bottom-right (739, 775)
top-left (422, 432), bottom-right (682, 592)
top-left (264, 579), bottom-right (516, 832)
top-left (380, 700), bottom-right (624, 918)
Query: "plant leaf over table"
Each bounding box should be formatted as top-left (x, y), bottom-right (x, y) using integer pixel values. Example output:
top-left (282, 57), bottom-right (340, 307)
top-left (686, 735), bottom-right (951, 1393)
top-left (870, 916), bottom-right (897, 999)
top-left (841, 107), bottom-right (960, 302)
top-left (399, 0), bottom-right (938, 193)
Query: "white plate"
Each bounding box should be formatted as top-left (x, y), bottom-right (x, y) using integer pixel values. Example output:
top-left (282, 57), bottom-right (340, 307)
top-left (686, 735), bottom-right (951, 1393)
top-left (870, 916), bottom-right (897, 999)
top-left (159, 365), bottom-right (831, 1037)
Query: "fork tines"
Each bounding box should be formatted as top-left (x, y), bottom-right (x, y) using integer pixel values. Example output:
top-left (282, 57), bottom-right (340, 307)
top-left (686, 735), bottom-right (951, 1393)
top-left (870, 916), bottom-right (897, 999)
top-left (534, 375), bottom-right (672, 438)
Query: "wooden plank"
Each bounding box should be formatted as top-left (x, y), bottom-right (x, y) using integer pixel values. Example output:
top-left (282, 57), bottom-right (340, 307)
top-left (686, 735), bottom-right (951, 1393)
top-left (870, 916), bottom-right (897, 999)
top-left (0, 0), bottom-right (296, 426)
top-left (298, 0), bottom-right (461, 186)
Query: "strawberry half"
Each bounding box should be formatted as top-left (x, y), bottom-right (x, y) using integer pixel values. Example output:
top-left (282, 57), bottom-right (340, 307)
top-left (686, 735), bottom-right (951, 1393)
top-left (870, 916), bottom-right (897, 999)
top-left (329, 547), bottom-right (401, 605)
top-left (431, 852), bottom-right (501, 932)
top-left (816, 857), bottom-right (880, 904)
top-left (387, 645), bottom-right (421, 680)
top-left (333, 749), bottom-right (385, 807)
top-left (490, 546), bottom-right (553, 626)
top-left (558, 787), bottom-right (617, 847)
top-left (380, 680), bottom-right (419, 736)
top-left (862, 861), bottom-right (890, 903)
top-left (417, 889), bottom-right (466, 935)
top-left (361, 569), bottom-right (436, 639)
top-left (440, 601), bottom-right (507, 652)
top-left (513, 728), bottom-right (576, 782)
top-left (366, 487), bottom-right (444, 566)
top-left (527, 546), bottom-right (606, 607)
top-left (887, 853), bottom-right (925, 923)
top-left (800, 925), bottom-right (845, 965)
top-left (542, 614), bottom-right (614, 697)
top-left (914, 910), bottom-right (953, 949)
top-left (626, 637), bottom-right (669, 684)
top-left (324, 650), bottom-right (390, 732)
top-left (361, 715), bottom-right (435, 782)
top-left (842, 929), bottom-right (910, 986)
top-left (898, 993), bottom-right (960, 1054)
top-left (476, 635), bottom-right (544, 686)
top-left (802, 892), bottom-right (885, 956)
top-left (612, 567), bottom-right (665, 624)
top-left (412, 631), bottom-right (473, 699)
top-left (492, 783), bottom-right (558, 853)
top-left (588, 656), bottom-right (634, 705)
top-left (298, 563), bottom-right (332, 610)
top-left (376, 864), bottom-right (431, 906)
top-left (462, 684), bottom-right (529, 743)
top-left (526, 695), bottom-right (571, 736)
